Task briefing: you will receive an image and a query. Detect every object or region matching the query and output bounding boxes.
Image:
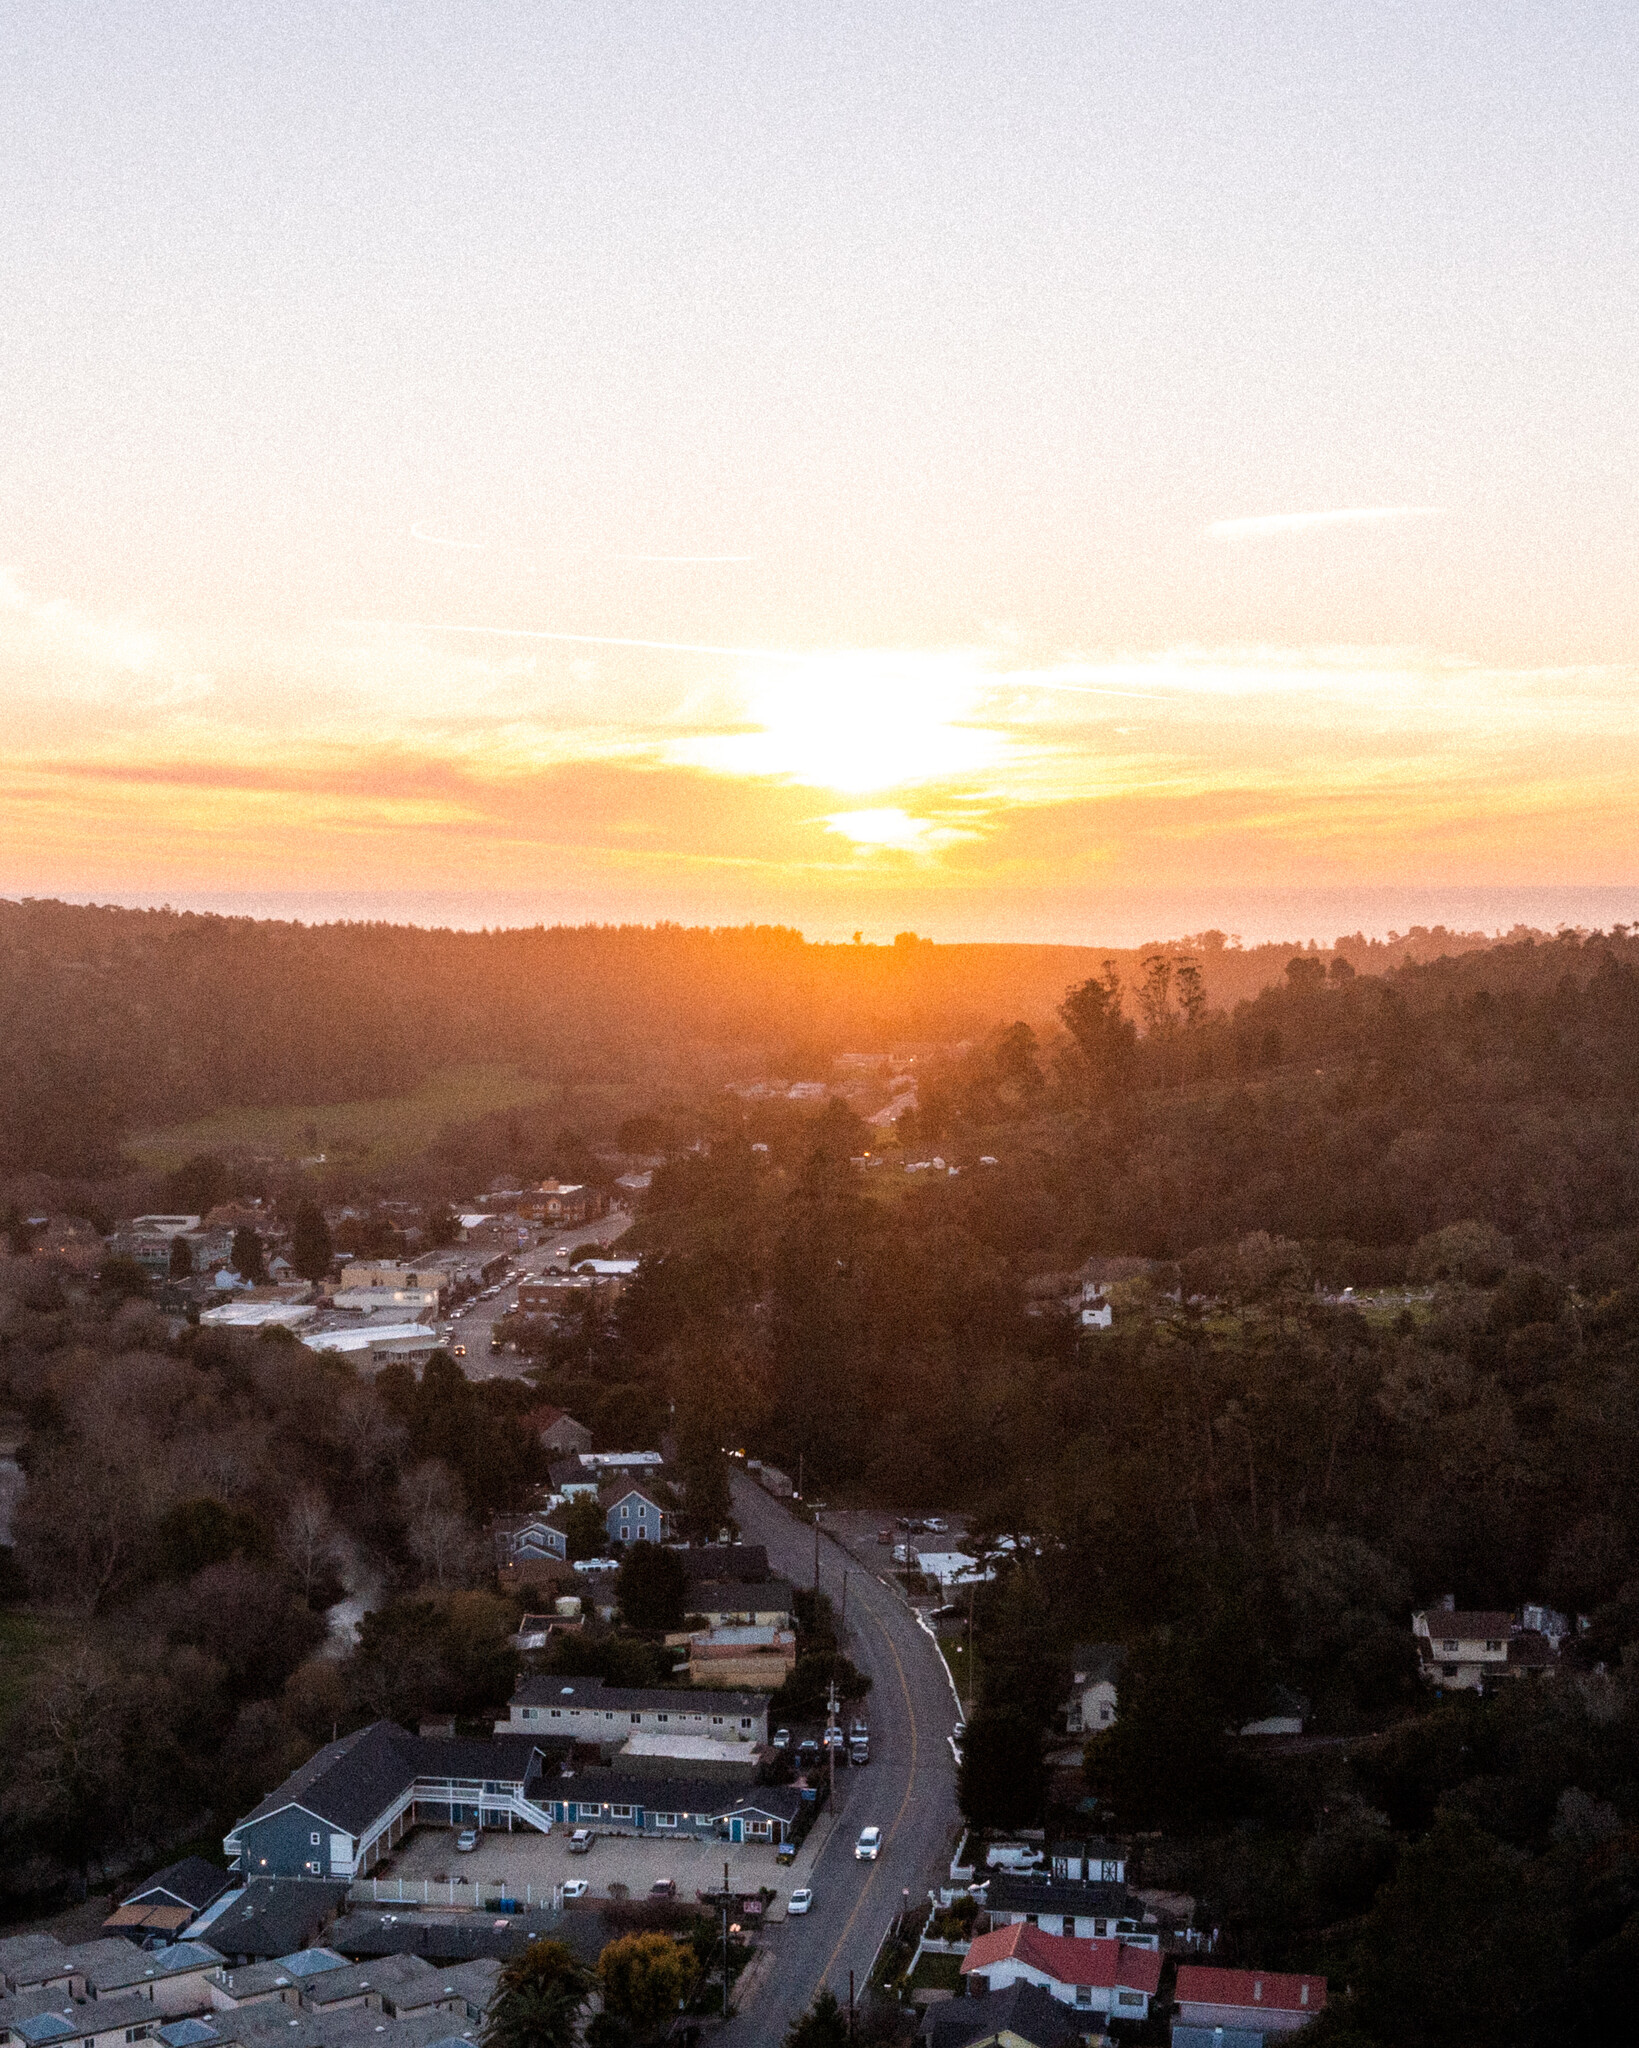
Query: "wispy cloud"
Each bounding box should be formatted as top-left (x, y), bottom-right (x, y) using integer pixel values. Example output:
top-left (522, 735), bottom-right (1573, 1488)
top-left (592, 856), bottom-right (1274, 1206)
top-left (1207, 507), bottom-right (1443, 540)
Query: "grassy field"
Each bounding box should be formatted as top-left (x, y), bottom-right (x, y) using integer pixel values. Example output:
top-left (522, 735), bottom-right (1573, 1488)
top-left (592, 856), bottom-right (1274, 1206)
top-left (124, 1063), bottom-right (562, 1171)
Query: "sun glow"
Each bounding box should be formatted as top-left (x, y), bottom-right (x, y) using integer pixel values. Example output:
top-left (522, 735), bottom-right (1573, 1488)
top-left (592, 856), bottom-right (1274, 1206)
top-left (675, 651), bottom-right (1008, 793)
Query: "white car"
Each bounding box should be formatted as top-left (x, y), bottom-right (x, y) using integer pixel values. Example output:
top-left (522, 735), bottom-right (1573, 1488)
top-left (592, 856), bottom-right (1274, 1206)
top-left (561, 1880), bottom-right (589, 1900)
top-left (787, 1888), bottom-right (813, 1916)
top-left (925, 1517), bottom-right (949, 1533)
top-left (455, 1829), bottom-right (479, 1852)
top-left (567, 1829), bottom-right (594, 1854)
top-left (855, 1826), bottom-right (882, 1861)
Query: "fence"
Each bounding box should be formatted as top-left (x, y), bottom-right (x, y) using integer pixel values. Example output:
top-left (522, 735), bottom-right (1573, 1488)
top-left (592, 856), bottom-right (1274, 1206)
top-left (350, 1875), bottom-right (563, 1911)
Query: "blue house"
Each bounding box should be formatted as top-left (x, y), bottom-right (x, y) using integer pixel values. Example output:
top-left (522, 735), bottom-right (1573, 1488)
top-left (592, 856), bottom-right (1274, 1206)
top-left (540, 1771), bottom-right (802, 1844)
top-left (225, 1726), bottom-right (560, 1880)
top-left (604, 1485), bottom-right (671, 1545)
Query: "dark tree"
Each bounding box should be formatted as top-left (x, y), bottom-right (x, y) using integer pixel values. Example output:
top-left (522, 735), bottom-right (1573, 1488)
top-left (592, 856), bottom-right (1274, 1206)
top-left (291, 1200), bottom-right (333, 1281)
top-left (168, 1233), bottom-right (194, 1278)
top-left (483, 1939), bottom-right (590, 2048)
top-left (561, 1497), bottom-right (607, 1561)
top-left (615, 1540), bottom-right (687, 1631)
top-left (230, 1226), bottom-right (266, 1284)
top-left (100, 1255), bottom-right (150, 1299)
top-left (1058, 965), bottom-right (1137, 1093)
top-left (784, 1990), bottom-right (849, 2048)
top-left (956, 1705), bottom-right (1047, 1831)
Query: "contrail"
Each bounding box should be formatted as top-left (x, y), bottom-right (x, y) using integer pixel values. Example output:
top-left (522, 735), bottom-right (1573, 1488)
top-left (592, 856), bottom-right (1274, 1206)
top-left (340, 619), bottom-right (1165, 698)
top-left (1207, 507), bottom-right (1442, 539)
top-left (410, 524), bottom-right (482, 549)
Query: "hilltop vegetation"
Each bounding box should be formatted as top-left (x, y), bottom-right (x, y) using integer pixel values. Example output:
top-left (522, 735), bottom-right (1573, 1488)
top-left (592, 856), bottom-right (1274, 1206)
top-left (0, 895), bottom-right (1523, 1179)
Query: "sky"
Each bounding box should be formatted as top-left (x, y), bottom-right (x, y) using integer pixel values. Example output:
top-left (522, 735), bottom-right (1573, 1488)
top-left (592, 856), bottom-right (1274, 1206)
top-left (4, 1), bottom-right (1638, 944)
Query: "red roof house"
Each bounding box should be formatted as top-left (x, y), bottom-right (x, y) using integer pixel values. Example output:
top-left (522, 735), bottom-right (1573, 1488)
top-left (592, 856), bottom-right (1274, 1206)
top-left (1174, 1967), bottom-right (1327, 2033)
top-left (962, 1921), bottom-right (1163, 2021)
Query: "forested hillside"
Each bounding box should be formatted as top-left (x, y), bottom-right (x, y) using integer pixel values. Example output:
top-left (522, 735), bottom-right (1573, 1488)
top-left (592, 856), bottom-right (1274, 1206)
top-left (0, 896), bottom-right (1517, 1175)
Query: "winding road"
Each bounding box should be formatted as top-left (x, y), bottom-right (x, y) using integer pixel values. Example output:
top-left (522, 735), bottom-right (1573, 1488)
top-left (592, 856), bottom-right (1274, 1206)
top-left (727, 1474), bottom-right (962, 2047)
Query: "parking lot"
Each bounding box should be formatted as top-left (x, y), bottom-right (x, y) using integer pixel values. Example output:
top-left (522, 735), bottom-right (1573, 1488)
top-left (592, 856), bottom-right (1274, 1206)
top-left (370, 1819), bottom-right (815, 1916)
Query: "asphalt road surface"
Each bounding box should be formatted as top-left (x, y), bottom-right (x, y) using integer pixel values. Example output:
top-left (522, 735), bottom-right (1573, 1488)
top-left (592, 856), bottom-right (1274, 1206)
top-left (728, 1473), bottom-right (962, 2047)
top-left (442, 1207), bottom-right (633, 1381)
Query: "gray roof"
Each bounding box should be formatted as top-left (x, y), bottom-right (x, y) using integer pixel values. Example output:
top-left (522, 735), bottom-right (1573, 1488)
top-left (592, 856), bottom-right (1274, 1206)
top-left (128, 1857), bottom-right (235, 1914)
top-left (1050, 1837), bottom-right (1123, 1863)
top-left (81, 1940), bottom-right (224, 1992)
top-left (203, 1880), bottom-right (351, 1962)
top-left (984, 1871), bottom-right (1136, 1918)
top-left (1172, 2031), bottom-right (1268, 2048)
top-left (156, 2023), bottom-right (223, 2048)
top-left (559, 1768), bottom-right (802, 1823)
top-left (0, 1936), bottom-right (73, 1989)
top-left (512, 1676), bottom-right (766, 1718)
top-left (298, 1952), bottom-right (449, 2011)
top-left (1071, 1643), bottom-right (1127, 1687)
top-left (921, 1983), bottom-right (1084, 2048)
top-left (680, 1544), bottom-right (768, 1585)
top-left (237, 1726), bottom-right (549, 1839)
top-left (238, 1723), bottom-right (415, 1836)
top-left (326, 1911), bottom-right (594, 1969)
top-left (688, 1577), bottom-right (794, 1612)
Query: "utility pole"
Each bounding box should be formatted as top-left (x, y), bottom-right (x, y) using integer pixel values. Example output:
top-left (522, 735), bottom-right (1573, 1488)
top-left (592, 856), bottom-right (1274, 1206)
top-left (721, 1858), bottom-right (730, 2018)
top-left (813, 1507), bottom-right (821, 1596)
top-left (848, 1970), bottom-right (856, 2043)
top-left (826, 1673), bottom-right (839, 1801)
top-left (840, 1568), bottom-right (848, 1637)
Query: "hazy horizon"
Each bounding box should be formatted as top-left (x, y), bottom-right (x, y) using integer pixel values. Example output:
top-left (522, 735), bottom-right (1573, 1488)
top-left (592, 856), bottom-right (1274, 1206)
top-left (21, 881), bottom-right (1639, 950)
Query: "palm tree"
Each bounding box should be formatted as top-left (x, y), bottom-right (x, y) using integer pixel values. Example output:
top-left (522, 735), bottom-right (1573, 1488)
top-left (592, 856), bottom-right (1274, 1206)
top-left (482, 1939), bottom-right (591, 2048)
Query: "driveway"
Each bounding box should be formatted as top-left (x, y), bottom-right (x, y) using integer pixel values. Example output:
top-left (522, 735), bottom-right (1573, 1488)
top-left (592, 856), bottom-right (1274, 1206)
top-left (723, 1475), bottom-right (963, 2047)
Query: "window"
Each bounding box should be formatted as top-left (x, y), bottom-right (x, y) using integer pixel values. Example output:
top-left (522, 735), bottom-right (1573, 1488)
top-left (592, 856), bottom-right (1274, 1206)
top-left (621, 1503), bottom-right (629, 1519)
top-left (1442, 1664), bottom-right (1459, 1678)
top-left (1075, 1988), bottom-right (1092, 2008)
top-left (654, 1813), bottom-right (677, 1828)
top-left (712, 1715), bottom-right (724, 1725)
top-left (312, 1832), bottom-right (321, 1845)
top-left (1486, 1639), bottom-right (1504, 1652)
top-left (631, 1712), bottom-right (641, 1725)
top-left (550, 1708), bottom-right (562, 1718)
top-left (1119, 1993), bottom-right (1145, 2008)
top-left (612, 1805), bottom-right (633, 1819)
top-left (1062, 1918), bottom-right (1075, 1936)
top-left (741, 1717), bottom-right (752, 1730)
top-left (657, 1712), bottom-right (669, 1723)
top-left (1442, 1639), bottom-right (1459, 1652)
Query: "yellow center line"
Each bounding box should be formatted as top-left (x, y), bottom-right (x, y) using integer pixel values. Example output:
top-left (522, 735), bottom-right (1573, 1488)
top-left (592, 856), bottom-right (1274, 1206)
top-left (816, 1588), bottom-right (921, 1992)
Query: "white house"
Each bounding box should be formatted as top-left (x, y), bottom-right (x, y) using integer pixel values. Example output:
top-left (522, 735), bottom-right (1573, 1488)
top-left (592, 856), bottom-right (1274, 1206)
top-left (960, 1924), bottom-right (1161, 2023)
top-left (1064, 1644), bottom-right (1125, 1735)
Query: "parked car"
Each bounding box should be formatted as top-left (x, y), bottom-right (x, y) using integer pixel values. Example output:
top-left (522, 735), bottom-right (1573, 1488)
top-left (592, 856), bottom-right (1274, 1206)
top-left (787, 1888), bottom-right (813, 1916)
top-left (772, 1727), bottom-right (791, 1749)
top-left (650, 1878), bottom-right (677, 1898)
top-left (568, 1829), bottom-right (594, 1854)
top-left (925, 1517), bottom-right (949, 1533)
top-left (824, 1726), bottom-right (845, 1749)
top-left (797, 1738), bottom-right (820, 1766)
top-left (455, 1829), bottom-right (479, 1852)
top-left (985, 1842), bottom-right (1045, 1872)
top-left (876, 1527), bottom-right (894, 1545)
top-left (561, 1880), bottom-right (589, 1900)
top-left (451, 1343), bottom-right (466, 1357)
top-left (855, 1826), bottom-right (882, 1861)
